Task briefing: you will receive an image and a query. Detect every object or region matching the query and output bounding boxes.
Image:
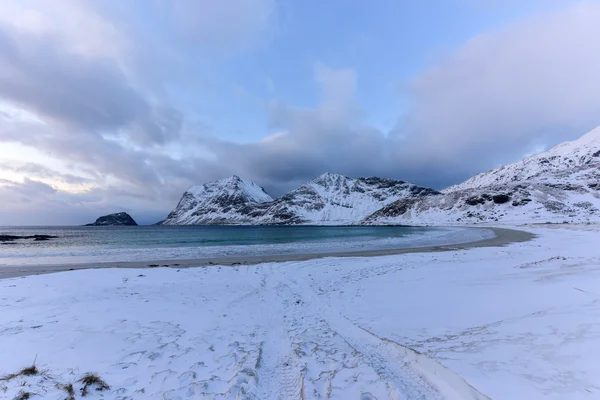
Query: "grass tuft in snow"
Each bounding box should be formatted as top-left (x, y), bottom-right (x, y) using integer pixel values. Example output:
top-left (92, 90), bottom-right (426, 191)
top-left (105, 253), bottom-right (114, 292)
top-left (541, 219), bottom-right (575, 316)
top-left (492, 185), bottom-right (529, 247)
top-left (12, 390), bottom-right (31, 400)
top-left (77, 373), bottom-right (110, 396)
top-left (0, 365), bottom-right (39, 382)
top-left (57, 383), bottom-right (75, 400)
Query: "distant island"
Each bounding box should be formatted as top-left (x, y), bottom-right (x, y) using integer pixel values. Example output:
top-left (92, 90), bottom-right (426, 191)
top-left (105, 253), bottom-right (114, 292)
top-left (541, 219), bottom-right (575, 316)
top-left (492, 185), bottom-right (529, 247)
top-left (85, 212), bottom-right (138, 226)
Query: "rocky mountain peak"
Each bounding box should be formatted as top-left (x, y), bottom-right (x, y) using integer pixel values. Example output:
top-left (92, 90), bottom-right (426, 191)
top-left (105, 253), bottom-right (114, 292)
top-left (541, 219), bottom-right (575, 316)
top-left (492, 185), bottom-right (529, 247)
top-left (161, 176), bottom-right (273, 225)
top-left (310, 172), bottom-right (349, 186)
top-left (187, 176), bottom-right (273, 204)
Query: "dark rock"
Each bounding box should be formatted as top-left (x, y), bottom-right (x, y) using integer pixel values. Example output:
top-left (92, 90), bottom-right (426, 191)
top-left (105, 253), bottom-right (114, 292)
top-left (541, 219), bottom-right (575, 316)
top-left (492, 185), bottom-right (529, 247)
top-left (85, 212), bottom-right (138, 226)
top-left (465, 196), bottom-right (486, 206)
top-left (512, 198), bottom-right (532, 206)
top-left (593, 150), bottom-right (600, 157)
top-left (544, 201), bottom-right (566, 211)
top-left (574, 201), bottom-right (595, 210)
top-left (544, 183), bottom-right (581, 191)
top-left (0, 234), bottom-right (58, 242)
top-left (492, 194), bottom-right (511, 204)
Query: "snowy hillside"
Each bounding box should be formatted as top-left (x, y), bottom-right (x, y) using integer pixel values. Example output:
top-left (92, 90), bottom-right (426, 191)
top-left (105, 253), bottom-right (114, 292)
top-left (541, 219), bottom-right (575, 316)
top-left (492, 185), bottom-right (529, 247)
top-left (161, 176), bottom-right (273, 225)
top-left (364, 126), bottom-right (600, 225)
top-left (162, 173), bottom-right (439, 225)
top-left (445, 126), bottom-right (600, 192)
top-left (252, 173), bottom-right (439, 225)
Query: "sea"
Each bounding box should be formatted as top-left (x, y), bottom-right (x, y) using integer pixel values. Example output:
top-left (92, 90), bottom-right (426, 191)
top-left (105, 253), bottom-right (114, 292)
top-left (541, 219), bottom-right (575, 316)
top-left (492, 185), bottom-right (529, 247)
top-left (0, 225), bottom-right (494, 266)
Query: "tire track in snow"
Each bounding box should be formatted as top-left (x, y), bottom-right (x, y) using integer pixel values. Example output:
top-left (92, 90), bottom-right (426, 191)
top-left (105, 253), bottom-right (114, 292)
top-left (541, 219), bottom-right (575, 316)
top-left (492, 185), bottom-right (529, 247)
top-left (254, 267), bottom-right (305, 400)
top-left (281, 275), bottom-right (491, 400)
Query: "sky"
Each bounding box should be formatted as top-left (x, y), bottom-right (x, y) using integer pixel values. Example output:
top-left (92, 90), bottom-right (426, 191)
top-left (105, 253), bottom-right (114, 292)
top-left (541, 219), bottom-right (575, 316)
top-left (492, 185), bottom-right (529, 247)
top-left (1, 0), bottom-right (600, 225)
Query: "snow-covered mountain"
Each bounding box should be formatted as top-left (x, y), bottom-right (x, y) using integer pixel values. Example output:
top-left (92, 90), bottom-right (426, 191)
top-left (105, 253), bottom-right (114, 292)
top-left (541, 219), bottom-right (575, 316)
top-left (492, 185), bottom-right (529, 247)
top-left (162, 127), bottom-right (600, 226)
top-left (161, 175), bottom-right (273, 225)
top-left (252, 173), bottom-right (439, 225)
top-left (161, 173), bottom-right (439, 225)
top-left (364, 127), bottom-right (600, 225)
top-left (445, 126), bottom-right (600, 192)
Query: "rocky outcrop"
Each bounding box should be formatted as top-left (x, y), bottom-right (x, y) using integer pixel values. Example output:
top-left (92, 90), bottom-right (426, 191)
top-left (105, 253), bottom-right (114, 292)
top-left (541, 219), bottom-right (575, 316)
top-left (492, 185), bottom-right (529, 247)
top-left (85, 212), bottom-right (138, 226)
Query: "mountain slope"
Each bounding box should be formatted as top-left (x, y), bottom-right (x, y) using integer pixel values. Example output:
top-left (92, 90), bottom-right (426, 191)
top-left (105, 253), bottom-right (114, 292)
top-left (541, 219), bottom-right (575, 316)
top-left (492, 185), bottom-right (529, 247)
top-left (364, 127), bottom-right (600, 225)
top-left (162, 173), bottom-right (439, 225)
top-left (161, 176), bottom-right (273, 225)
top-left (445, 126), bottom-right (600, 192)
top-left (252, 173), bottom-right (439, 225)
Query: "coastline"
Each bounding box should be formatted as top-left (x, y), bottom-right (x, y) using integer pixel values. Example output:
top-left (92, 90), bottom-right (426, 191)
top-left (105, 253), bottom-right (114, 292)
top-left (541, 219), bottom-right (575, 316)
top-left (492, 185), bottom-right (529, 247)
top-left (0, 227), bottom-right (534, 280)
top-left (2, 224), bottom-right (597, 398)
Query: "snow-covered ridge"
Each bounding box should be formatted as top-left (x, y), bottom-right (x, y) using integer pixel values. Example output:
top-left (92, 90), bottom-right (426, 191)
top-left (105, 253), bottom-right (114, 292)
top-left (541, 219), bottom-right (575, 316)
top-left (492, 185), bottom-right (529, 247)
top-left (186, 175), bottom-right (273, 203)
top-left (161, 173), bottom-right (439, 225)
top-left (250, 173), bottom-right (439, 225)
top-left (444, 126), bottom-right (600, 193)
top-left (365, 126), bottom-right (600, 225)
top-left (161, 175), bottom-right (273, 225)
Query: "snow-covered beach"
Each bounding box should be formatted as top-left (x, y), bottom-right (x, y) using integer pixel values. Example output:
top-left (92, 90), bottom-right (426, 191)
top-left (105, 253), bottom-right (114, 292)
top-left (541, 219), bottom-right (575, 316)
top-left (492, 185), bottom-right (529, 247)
top-left (1, 224), bottom-right (599, 399)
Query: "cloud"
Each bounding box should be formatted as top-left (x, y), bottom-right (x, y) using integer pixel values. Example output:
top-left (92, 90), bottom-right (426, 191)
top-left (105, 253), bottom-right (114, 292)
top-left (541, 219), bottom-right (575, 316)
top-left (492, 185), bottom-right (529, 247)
top-left (0, 26), bottom-right (181, 146)
top-left (0, 177), bottom-right (168, 225)
top-left (2, 1), bottom-right (600, 225)
top-left (195, 64), bottom-right (391, 192)
top-left (198, 3), bottom-right (600, 191)
top-left (0, 177), bottom-right (56, 198)
top-left (397, 2), bottom-right (600, 173)
top-left (0, 162), bottom-right (94, 185)
top-left (0, 0), bottom-right (197, 224)
top-left (313, 63), bottom-right (360, 124)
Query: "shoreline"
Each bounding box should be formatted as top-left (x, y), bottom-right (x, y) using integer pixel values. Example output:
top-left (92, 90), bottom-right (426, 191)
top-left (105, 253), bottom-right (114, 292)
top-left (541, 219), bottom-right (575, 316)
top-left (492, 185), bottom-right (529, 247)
top-left (0, 227), bottom-right (534, 280)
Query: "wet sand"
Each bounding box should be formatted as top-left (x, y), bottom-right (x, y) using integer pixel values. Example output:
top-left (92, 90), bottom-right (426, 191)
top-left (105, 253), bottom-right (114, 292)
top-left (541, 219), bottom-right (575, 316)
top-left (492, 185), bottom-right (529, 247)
top-left (0, 227), bottom-right (534, 280)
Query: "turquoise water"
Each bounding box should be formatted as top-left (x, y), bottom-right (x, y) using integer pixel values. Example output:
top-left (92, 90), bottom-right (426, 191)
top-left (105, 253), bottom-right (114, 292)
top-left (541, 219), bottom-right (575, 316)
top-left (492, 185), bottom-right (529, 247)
top-left (0, 225), bottom-right (494, 266)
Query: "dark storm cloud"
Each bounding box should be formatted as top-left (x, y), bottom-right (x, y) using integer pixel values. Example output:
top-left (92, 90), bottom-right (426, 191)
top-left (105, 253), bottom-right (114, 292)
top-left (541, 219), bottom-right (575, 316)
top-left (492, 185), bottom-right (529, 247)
top-left (0, 0), bottom-right (277, 225)
top-left (0, 27), bottom-right (181, 146)
top-left (0, 178), bottom-right (56, 199)
top-left (190, 3), bottom-right (600, 192)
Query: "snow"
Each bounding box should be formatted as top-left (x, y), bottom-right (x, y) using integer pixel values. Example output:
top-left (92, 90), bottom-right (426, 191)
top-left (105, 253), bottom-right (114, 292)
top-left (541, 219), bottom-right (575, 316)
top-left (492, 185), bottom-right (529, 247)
top-left (162, 173), bottom-right (438, 225)
top-left (366, 126), bottom-right (600, 226)
top-left (253, 173), bottom-right (438, 225)
top-left (162, 175), bottom-right (273, 225)
top-left (1, 224), bottom-right (600, 399)
top-left (186, 176), bottom-right (273, 204)
top-left (444, 125), bottom-right (600, 193)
